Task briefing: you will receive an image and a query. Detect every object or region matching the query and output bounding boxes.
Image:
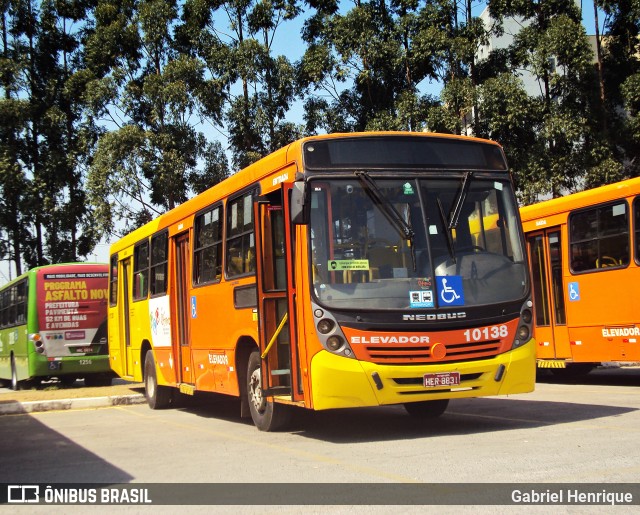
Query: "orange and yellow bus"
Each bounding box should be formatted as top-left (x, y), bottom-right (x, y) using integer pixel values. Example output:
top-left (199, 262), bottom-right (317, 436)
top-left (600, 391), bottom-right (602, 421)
top-left (108, 132), bottom-right (535, 431)
top-left (521, 177), bottom-right (640, 375)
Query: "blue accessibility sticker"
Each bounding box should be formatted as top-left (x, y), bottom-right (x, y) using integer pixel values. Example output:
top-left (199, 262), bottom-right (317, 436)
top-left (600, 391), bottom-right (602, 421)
top-left (436, 276), bottom-right (465, 306)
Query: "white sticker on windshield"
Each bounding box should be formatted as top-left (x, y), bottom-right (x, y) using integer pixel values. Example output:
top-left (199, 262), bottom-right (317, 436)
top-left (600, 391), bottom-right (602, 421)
top-left (429, 225), bottom-right (438, 235)
top-left (495, 182), bottom-right (503, 191)
top-left (410, 290), bottom-right (434, 308)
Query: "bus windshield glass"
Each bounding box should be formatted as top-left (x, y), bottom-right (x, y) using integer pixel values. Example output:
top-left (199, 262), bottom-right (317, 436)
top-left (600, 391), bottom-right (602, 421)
top-left (309, 176), bottom-right (527, 310)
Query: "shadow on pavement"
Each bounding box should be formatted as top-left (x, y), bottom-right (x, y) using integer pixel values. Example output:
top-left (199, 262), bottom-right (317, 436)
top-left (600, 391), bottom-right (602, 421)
top-left (0, 414), bottom-right (134, 483)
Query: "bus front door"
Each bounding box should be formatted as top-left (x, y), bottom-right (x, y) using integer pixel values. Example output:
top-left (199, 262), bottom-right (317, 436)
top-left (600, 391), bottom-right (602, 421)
top-left (527, 230), bottom-right (570, 362)
top-left (173, 233), bottom-right (193, 386)
top-left (254, 188), bottom-right (302, 401)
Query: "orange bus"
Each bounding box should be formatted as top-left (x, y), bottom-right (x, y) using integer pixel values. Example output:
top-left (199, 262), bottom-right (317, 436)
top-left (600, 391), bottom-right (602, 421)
top-left (108, 132), bottom-right (535, 431)
top-left (521, 177), bottom-right (640, 375)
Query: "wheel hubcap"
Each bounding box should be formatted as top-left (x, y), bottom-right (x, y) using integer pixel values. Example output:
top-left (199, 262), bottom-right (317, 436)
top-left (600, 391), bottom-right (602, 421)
top-left (249, 368), bottom-right (265, 413)
top-left (146, 373), bottom-right (155, 398)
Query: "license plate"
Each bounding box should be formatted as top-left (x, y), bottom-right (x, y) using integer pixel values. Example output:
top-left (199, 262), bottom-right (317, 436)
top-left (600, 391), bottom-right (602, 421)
top-left (423, 372), bottom-right (460, 388)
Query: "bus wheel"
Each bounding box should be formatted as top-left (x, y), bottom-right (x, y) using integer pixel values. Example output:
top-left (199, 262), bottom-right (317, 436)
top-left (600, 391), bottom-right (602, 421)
top-left (144, 352), bottom-right (172, 409)
top-left (247, 350), bottom-right (290, 431)
top-left (404, 399), bottom-right (449, 418)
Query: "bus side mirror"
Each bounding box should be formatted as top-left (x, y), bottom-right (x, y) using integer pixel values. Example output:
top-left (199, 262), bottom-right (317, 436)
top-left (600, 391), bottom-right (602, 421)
top-left (290, 181), bottom-right (308, 225)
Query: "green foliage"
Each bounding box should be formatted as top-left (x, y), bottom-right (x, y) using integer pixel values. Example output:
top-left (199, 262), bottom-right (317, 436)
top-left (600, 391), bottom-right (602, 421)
top-left (85, 0), bottom-right (229, 238)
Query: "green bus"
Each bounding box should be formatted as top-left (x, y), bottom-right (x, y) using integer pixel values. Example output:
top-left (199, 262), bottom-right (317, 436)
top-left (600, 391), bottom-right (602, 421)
top-left (0, 263), bottom-right (113, 390)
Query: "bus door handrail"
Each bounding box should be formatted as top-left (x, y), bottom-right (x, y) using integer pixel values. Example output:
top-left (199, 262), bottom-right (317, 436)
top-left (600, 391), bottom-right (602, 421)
top-left (261, 313), bottom-right (288, 359)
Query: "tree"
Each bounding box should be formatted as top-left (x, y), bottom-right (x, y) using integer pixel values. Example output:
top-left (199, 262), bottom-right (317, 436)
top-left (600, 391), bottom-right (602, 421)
top-left (487, 0), bottom-right (609, 201)
top-left (596, 0), bottom-right (640, 179)
top-left (299, 0), bottom-right (449, 134)
top-left (85, 0), bottom-right (229, 237)
top-left (1, 0), bottom-right (101, 272)
top-left (179, 0), bottom-right (303, 170)
top-left (1, 0), bottom-right (31, 276)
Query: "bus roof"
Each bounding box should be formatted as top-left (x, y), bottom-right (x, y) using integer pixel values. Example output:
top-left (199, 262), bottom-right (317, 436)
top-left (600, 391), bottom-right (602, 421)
top-left (110, 131), bottom-right (504, 254)
top-left (520, 176), bottom-right (640, 222)
top-left (0, 262), bottom-right (108, 290)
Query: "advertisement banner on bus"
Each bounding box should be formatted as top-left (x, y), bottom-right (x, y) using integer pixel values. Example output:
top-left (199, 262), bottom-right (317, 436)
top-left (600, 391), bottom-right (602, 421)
top-left (36, 267), bottom-right (109, 356)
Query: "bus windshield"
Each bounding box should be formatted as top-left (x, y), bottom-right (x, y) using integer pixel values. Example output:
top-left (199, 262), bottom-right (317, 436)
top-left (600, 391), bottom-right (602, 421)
top-left (309, 175), bottom-right (528, 310)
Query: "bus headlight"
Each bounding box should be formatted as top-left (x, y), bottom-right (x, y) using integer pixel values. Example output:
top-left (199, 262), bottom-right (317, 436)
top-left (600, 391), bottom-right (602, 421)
top-left (326, 336), bottom-right (343, 351)
top-left (312, 302), bottom-right (356, 359)
top-left (512, 300), bottom-right (533, 349)
top-left (317, 319), bottom-right (335, 334)
top-left (516, 325), bottom-right (530, 342)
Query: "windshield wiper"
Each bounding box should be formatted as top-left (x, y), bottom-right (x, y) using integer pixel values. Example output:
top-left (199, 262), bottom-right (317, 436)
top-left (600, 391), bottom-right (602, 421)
top-left (448, 171), bottom-right (473, 230)
top-left (436, 197), bottom-right (456, 263)
top-left (355, 171), bottom-right (416, 271)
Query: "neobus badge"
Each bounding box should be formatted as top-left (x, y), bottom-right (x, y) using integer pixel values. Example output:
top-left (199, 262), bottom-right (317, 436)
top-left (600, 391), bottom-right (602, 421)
top-left (403, 312), bottom-right (467, 321)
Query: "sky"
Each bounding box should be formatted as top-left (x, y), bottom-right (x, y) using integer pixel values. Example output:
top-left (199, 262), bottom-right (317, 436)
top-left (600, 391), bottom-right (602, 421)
top-left (0, 0), bottom-right (604, 285)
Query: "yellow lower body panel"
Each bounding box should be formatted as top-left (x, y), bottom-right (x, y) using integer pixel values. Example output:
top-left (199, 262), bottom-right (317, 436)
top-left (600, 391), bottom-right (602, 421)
top-left (536, 359), bottom-right (567, 368)
top-left (310, 340), bottom-right (536, 411)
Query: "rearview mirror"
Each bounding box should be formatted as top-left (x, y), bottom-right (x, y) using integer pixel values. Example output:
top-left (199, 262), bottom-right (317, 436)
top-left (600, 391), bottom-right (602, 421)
top-left (290, 181), bottom-right (308, 225)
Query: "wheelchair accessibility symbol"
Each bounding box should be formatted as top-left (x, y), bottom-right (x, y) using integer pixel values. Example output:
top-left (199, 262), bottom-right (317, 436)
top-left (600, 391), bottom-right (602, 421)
top-left (568, 282), bottom-right (580, 302)
top-left (191, 296), bottom-right (197, 318)
top-left (436, 276), bottom-right (465, 306)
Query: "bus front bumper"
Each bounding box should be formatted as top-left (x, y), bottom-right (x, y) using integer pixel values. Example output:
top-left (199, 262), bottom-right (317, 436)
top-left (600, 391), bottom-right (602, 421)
top-left (30, 354), bottom-right (112, 378)
top-left (310, 340), bottom-right (536, 411)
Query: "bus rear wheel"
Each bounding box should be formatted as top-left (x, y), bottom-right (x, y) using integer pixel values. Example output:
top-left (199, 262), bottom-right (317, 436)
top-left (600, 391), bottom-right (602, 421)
top-left (144, 351), bottom-right (172, 409)
top-left (247, 350), bottom-right (290, 431)
top-left (404, 399), bottom-right (449, 418)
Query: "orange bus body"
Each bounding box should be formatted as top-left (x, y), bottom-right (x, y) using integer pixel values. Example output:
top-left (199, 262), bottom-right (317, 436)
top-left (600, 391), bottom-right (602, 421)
top-left (520, 177), bottom-right (640, 371)
top-left (109, 132), bottom-right (536, 430)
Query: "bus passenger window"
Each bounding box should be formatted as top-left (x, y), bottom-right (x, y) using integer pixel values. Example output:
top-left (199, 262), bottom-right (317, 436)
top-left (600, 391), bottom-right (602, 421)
top-left (133, 240), bottom-right (150, 300)
top-left (151, 232), bottom-right (169, 294)
top-left (194, 207), bottom-right (223, 285)
top-left (226, 191), bottom-right (256, 278)
top-left (569, 201), bottom-right (629, 272)
top-left (109, 255), bottom-right (118, 306)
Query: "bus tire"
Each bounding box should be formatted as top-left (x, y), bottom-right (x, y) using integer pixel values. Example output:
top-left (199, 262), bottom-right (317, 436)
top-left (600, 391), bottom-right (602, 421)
top-left (404, 399), bottom-right (449, 418)
top-left (247, 350), bottom-right (290, 431)
top-left (144, 351), bottom-right (172, 409)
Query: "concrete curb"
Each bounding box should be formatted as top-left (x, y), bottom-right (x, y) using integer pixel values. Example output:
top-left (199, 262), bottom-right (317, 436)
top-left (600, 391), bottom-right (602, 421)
top-left (0, 393), bottom-right (146, 415)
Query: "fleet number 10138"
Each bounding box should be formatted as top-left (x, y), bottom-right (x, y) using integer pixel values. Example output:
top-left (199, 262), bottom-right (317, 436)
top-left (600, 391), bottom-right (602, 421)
top-left (463, 325), bottom-right (508, 342)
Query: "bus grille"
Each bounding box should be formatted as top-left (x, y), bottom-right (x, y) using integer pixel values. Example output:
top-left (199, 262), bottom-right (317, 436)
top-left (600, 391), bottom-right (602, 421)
top-left (359, 339), bottom-right (506, 365)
